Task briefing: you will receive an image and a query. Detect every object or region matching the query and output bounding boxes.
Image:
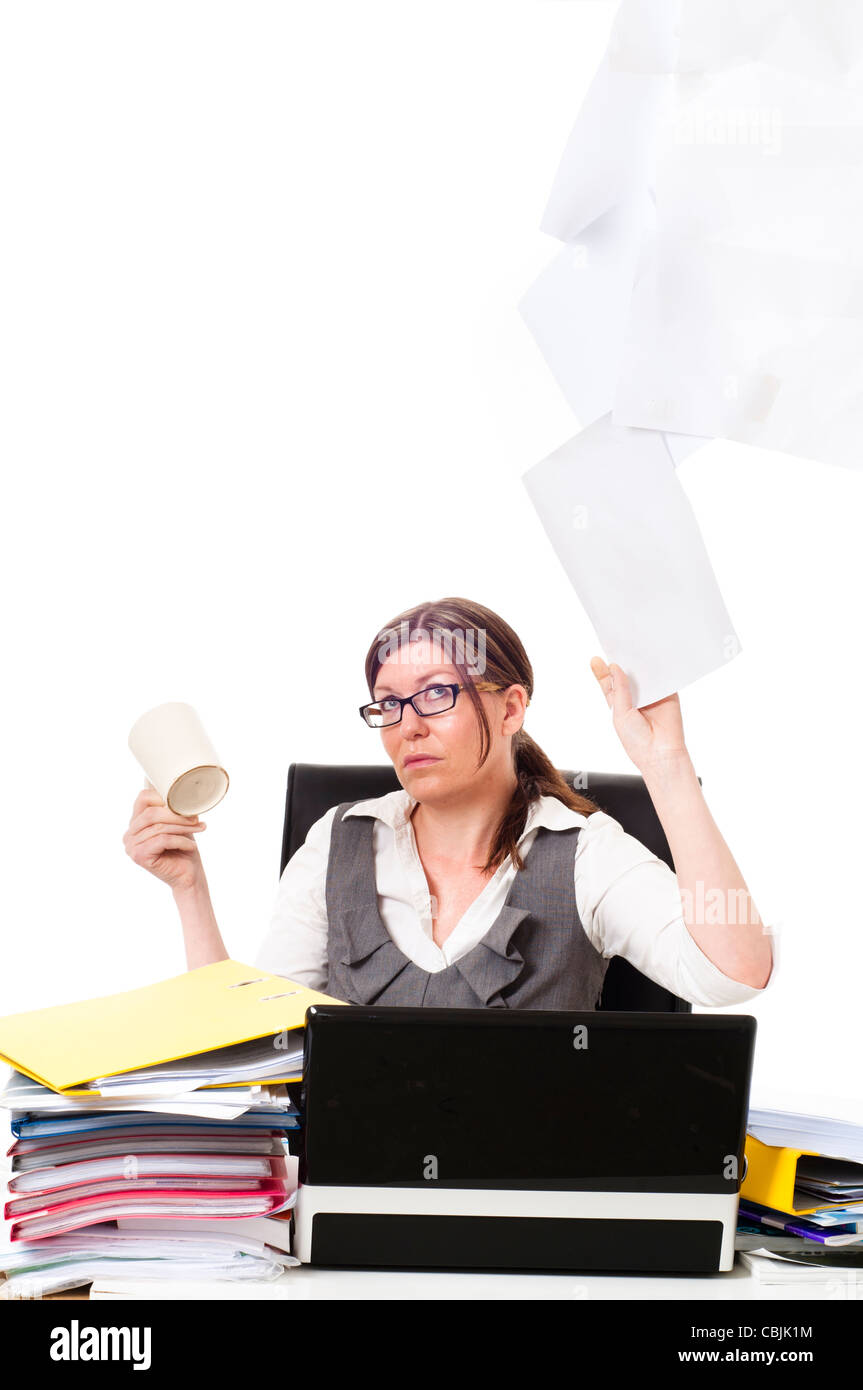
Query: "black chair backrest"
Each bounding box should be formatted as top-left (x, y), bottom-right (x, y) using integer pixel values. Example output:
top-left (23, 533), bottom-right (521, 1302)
top-left (281, 763), bottom-right (692, 1014)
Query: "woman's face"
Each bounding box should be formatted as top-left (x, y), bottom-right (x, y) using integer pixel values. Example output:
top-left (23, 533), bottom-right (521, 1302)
top-left (373, 638), bottom-right (526, 799)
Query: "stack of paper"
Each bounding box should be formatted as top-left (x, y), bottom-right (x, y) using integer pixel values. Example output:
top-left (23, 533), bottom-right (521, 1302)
top-left (0, 1223), bottom-right (299, 1299)
top-left (0, 1094), bottom-right (300, 1294)
top-left (0, 960), bottom-right (344, 1294)
top-left (739, 1246), bottom-right (863, 1288)
top-left (1, 1080), bottom-right (298, 1243)
top-left (735, 1102), bottom-right (863, 1271)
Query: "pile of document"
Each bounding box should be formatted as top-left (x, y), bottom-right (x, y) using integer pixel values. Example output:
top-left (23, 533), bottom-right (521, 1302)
top-left (736, 1099), bottom-right (863, 1279)
top-left (0, 960), bottom-right (342, 1296)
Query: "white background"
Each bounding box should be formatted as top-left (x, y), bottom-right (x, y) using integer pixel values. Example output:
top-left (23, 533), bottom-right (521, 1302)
top-left (1, 1), bottom-right (860, 1112)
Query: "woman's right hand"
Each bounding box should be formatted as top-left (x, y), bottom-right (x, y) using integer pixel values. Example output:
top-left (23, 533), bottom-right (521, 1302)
top-left (123, 784), bottom-right (208, 894)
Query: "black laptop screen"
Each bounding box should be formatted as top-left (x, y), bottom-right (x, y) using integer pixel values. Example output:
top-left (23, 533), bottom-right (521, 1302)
top-left (300, 1007), bottom-right (756, 1194)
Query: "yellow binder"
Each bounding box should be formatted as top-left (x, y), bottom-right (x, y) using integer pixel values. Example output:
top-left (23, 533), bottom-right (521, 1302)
top-left (0, 959), bottom-right (345, 1097)
top-left (742, 1133), bottom-right (834, 1216)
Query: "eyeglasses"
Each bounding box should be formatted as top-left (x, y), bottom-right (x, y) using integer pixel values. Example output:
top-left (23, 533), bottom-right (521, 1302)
top-left (358, 681), bottom-right (504, 728)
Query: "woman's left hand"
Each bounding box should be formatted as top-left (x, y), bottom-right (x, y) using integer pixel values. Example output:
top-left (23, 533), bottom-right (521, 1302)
top-left (590, 656), bottom-right (688, 773)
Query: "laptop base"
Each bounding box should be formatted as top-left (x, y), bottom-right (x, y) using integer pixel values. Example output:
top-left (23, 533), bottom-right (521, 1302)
top-left (293, 1185), bottom-right (738, 1273)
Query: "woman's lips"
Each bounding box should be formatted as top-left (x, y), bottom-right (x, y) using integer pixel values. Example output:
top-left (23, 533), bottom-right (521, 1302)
top-left (404, 756), bottom-right (440, 767)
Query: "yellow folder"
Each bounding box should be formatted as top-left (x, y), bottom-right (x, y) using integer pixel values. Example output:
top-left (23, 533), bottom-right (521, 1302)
top-left (742, 1133), bottom-right (833, 1216)
top-left (0, 959), bottom-right (345, 1097)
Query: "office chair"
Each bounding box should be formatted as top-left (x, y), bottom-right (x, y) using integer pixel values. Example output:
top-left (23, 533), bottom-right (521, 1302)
top-left (280, 763), bottom-right (693, 1013)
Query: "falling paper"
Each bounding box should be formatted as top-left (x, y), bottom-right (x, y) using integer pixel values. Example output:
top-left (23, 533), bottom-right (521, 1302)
top-left (531, 0), bottom-right (863, 466)
top-left (519, 227), bottom-right (708, 467)
top-left (519, 0), bottom-right (863, 704)
top-left (521, 0), bottom-right (679, 444)
top-left (522, 414), bottom-right (739, 710)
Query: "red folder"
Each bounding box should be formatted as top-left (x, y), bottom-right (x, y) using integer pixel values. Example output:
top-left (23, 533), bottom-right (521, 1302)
top-left (8, 1179), bottom-right (291, 1241)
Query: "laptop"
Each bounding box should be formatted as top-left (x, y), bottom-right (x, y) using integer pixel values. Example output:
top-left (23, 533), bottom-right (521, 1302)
top-left (292, 1005), bottom-right (756, 1274)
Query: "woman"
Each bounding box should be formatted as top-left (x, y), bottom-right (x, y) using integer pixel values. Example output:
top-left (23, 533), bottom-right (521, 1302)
top-left (123, 596), bottom-right (774, 1008)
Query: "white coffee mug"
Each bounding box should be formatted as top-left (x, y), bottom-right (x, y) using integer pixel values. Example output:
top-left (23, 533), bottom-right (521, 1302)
top-left (128, 702), bottom-right (229, 815)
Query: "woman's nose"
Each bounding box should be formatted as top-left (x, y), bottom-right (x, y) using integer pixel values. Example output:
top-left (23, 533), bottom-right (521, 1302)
top-left (400, 702), bottom-right (427, 735)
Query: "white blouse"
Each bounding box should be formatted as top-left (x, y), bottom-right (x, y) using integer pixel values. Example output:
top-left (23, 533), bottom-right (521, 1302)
top-left (255, 789), bottom-right (775, 1007)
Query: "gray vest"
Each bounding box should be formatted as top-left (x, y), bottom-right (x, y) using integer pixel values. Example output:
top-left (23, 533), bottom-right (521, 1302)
top-left (323, 799), bottom-right (611, 1010)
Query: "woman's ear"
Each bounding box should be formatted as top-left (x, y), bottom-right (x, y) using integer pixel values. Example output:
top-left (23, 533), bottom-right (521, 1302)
top-left (502, 684), bottom-right (529, 733)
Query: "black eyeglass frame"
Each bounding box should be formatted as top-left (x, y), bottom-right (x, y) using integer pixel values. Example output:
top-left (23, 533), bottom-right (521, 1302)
top-left (358, 680), bottom-right (502, 728)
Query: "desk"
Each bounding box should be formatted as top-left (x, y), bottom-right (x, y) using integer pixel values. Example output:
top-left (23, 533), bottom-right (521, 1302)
top-left (8, 1256), bottom-right (852, 1301)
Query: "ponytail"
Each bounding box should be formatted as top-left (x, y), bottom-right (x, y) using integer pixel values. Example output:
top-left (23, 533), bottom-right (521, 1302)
top-left (483, 728), bottom-right (598, 875)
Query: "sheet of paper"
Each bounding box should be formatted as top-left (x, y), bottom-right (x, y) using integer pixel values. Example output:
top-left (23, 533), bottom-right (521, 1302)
top-left (614, 30), bottom-right (863, 466)
top-left (522, 0), bottom-right (706, 464)
top-left (538, 0), bottom-right (674, 243)
top-left (527, 0), bottom-right (863, 467)
top-left (521, 194), bottom-right (648, 430)
top-left (521, 413), bottom-right (740, 708)
top-left (519, 226), bottom-right (708, 466)
top-left (539, 0), bottom-right (863, 464)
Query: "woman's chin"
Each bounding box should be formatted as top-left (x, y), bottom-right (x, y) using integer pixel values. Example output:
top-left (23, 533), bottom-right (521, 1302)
top-left (401, 761), bottom-right (447, 791)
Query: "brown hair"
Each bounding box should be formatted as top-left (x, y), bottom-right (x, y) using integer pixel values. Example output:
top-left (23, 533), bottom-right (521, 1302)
top-left (363, 595), bottom-right (599, 875)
